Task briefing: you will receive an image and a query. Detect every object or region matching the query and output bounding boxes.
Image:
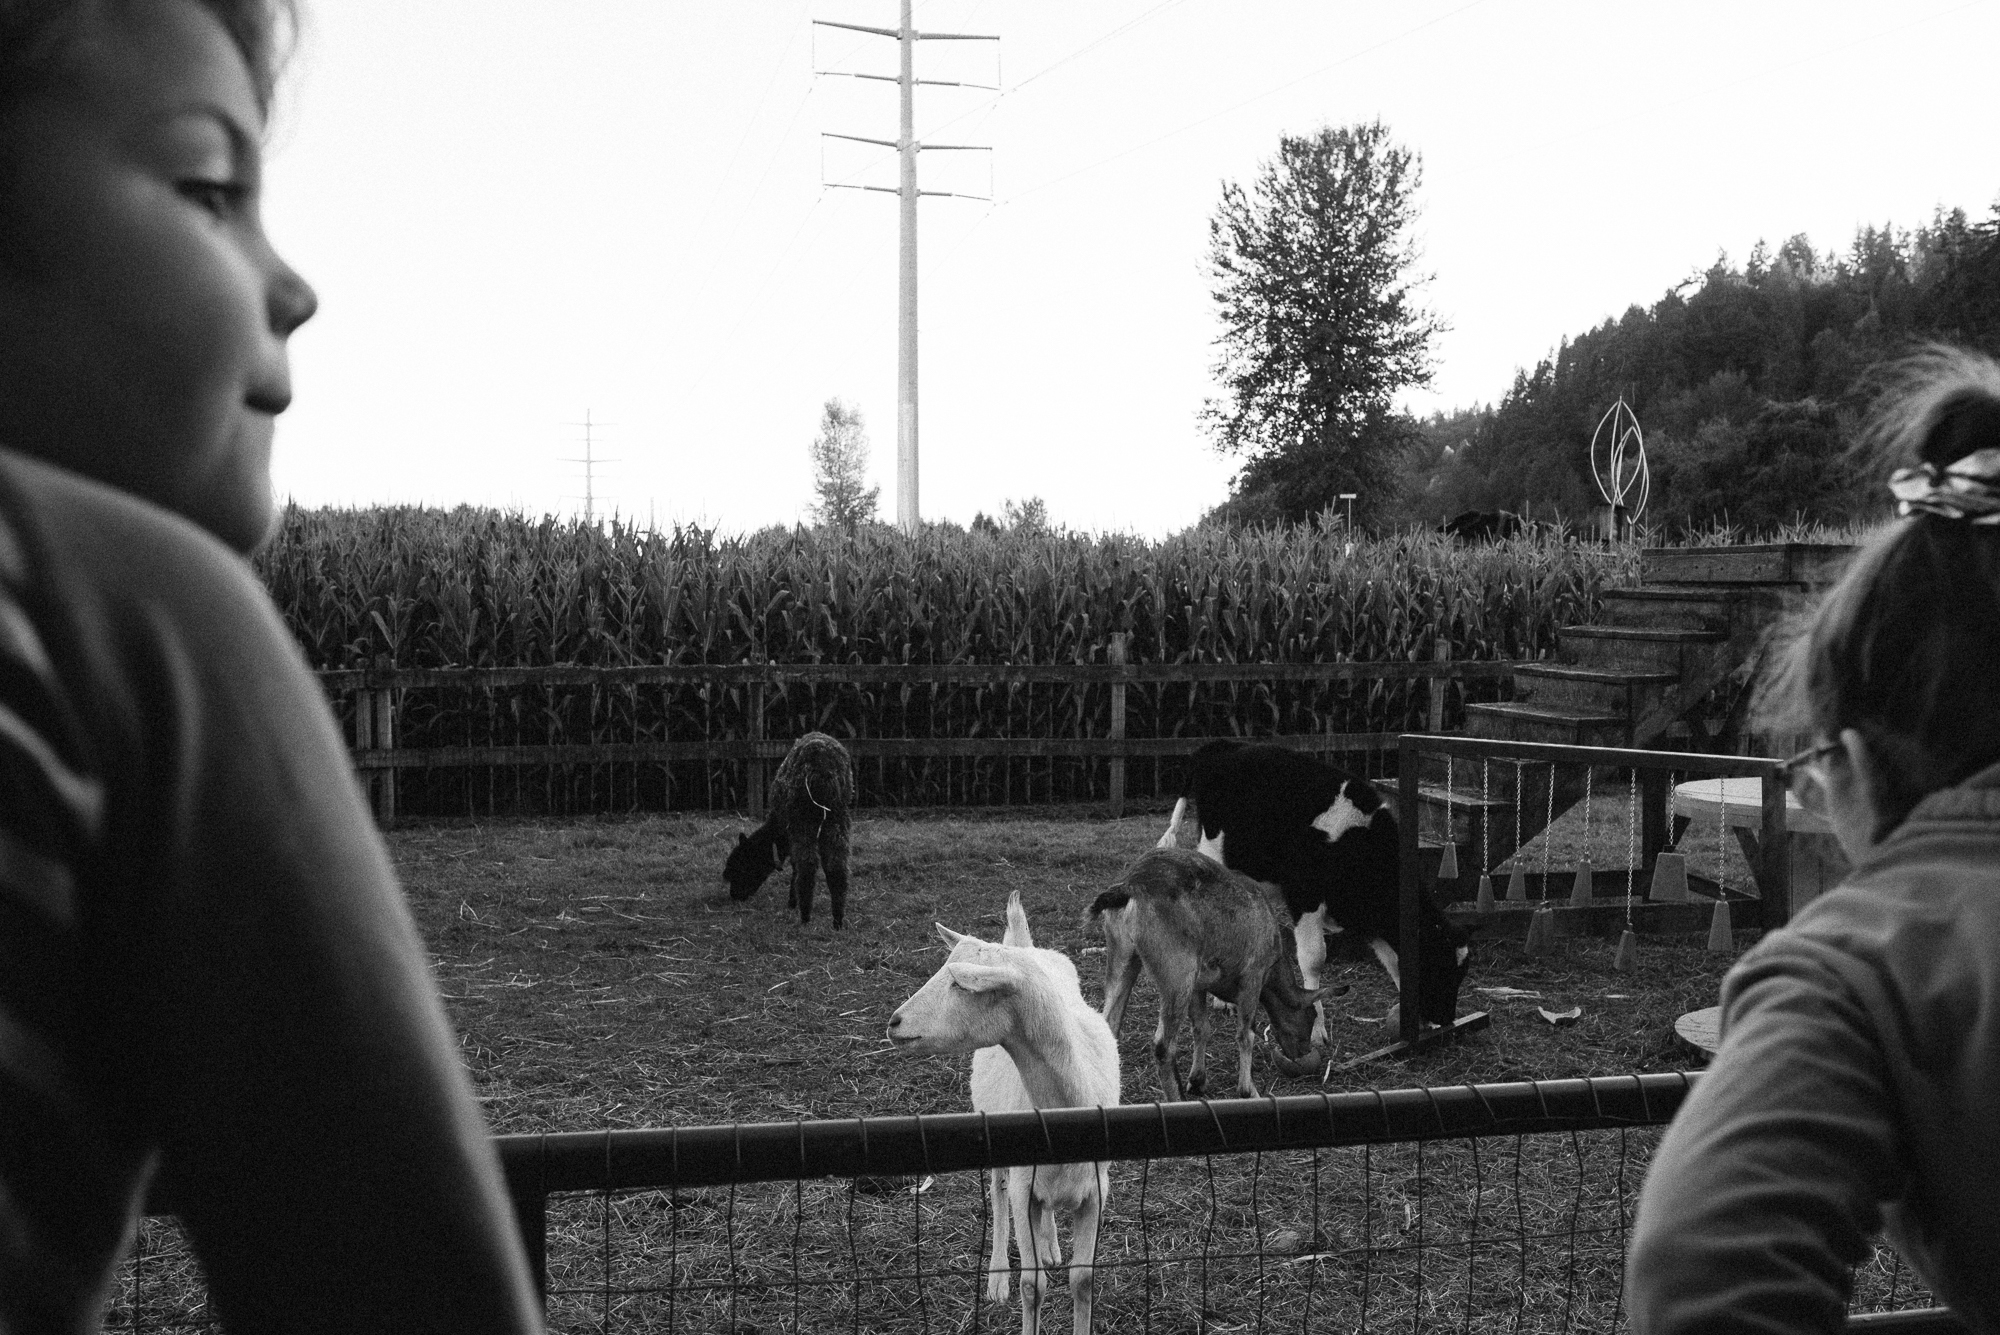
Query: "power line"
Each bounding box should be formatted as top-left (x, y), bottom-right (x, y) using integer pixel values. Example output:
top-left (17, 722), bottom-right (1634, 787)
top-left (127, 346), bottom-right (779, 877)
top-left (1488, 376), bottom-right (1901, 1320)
top-left (1001, 0), bottom-right (1492, 206)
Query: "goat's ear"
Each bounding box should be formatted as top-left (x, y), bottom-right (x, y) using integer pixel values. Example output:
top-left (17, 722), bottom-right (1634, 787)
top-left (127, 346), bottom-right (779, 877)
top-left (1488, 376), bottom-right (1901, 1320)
top-left (935, 923), bottom-right (972, 948)
top-left (945, 962), bottom-right (1016, 994)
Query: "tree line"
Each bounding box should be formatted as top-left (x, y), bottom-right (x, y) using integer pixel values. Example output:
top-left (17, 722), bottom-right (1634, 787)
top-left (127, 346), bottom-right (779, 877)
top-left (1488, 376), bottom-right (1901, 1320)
top-left (1406, 211), bottom-right (2000, 533)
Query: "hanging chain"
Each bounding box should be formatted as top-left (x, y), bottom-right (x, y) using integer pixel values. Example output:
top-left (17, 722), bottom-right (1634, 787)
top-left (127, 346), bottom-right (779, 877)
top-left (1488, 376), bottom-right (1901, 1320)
top-left (1582, 764), bottom-right (1593, 864)
top-left (1481, 758), bottom-right (1491, 875)
top-left (1542, 762), bottom-right (1556, 897)
top-left (1626, 767), bottom-right (1639, 926)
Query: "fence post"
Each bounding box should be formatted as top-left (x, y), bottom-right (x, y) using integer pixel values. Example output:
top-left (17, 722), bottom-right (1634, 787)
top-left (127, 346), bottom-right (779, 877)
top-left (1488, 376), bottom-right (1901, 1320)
top-left (1426, 637), bottom-right (1451, 733)
top-left (352, 683), bottom-right (376, 816)
top-left (1107, 633), bottom-right (1129, 819)
top-left (746, 675), bottom-right (767, 818)
top-left (1397, 734), bottom-right (1424, 1049)
top-left (1641, 768), bottom-right (1669, 872)
top-left (1757, 769), bottom-right (1793, 930)
top-left (372, 684), bottom-right (397, 825)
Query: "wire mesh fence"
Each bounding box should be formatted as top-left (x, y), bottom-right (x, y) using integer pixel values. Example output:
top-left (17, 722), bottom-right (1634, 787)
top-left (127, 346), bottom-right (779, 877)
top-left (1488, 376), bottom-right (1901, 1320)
top-left (111, 1076), bottom-right (1946, 1334)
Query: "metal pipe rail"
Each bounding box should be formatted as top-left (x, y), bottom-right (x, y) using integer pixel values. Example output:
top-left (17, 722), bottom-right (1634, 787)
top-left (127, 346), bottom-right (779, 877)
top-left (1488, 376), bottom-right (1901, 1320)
top-left (492, 1072), bottom-right (1700, 1196)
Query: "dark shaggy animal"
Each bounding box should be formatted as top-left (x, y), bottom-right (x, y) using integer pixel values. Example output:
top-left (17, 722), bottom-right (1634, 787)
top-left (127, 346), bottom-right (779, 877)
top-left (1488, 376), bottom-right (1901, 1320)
top-left (722, 732), bottom-right (855, 927)
top-left (1440, 509), bottom-right (1523, 542)
top-left (1158, 740), bottom-right (1473, 1032)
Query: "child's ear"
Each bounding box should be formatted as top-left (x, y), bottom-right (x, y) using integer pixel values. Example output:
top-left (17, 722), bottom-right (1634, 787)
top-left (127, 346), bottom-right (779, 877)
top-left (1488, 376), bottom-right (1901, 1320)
top-left (946, 962), bottom-right (1016, 994)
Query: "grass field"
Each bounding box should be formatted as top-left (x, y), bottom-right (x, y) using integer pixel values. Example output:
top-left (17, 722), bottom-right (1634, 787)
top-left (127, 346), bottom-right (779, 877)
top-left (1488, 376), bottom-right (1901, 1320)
top-left (119, 808), bottom-right (1932, 1333)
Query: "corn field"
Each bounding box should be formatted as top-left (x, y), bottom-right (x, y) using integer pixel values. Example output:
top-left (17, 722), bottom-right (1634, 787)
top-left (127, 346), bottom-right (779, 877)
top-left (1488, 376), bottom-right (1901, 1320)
top-left (254, 509), bottom-right (1637, 817)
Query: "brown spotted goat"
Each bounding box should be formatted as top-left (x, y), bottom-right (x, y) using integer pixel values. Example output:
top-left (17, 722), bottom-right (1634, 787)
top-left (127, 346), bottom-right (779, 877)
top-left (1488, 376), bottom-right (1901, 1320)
top-left (1088, 848), bottom-right (1326, 1099)
top-left (723, 732), bottom-right (855, 927)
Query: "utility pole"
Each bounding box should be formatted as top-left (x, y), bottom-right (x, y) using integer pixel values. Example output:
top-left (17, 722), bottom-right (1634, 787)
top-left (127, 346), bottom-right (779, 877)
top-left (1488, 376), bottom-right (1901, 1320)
top-left (817, 5), bottom-right (995, 535)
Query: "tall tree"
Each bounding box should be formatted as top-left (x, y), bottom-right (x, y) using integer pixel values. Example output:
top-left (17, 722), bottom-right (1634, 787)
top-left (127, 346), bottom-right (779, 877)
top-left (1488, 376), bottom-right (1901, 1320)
top-left (1203, 121), bottom-right (1440, 525)
top-left (807, 398), bottom-right (879, 532)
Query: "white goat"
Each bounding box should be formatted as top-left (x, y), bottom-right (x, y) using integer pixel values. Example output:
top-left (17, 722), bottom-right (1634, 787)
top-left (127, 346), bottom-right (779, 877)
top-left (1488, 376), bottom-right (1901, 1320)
top-left (886, 890), bottom-right (1120, 1335)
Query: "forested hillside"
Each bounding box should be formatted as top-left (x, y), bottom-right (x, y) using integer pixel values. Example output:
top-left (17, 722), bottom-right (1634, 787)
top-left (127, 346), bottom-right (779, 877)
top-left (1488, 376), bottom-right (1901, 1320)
top-left (1404, 205), bottom-right (2000, 533)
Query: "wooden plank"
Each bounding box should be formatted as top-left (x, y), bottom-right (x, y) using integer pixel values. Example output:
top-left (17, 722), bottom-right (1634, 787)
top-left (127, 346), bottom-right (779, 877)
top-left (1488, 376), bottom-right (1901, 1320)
top-left (348, 731), bottom-right (1408, 772)
top-left (1641, 547), bottom-right (1794, 585)
top-left (1640, 543), bottom-right (1855, 587)
top-left (313, 659), bottom-right (1523, 692)
top-left (1449, 899), bottom-right (1728, 937)
top-left (1331, 1012), bottom-right (1492, 1072)
top-left (1401, 733), bottom-right (1782, 780)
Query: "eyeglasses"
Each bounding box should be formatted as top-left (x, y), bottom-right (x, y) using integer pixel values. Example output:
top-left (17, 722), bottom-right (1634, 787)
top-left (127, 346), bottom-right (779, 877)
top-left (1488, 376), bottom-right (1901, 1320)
top-left (1774, 739), bottom-right (1843, 813)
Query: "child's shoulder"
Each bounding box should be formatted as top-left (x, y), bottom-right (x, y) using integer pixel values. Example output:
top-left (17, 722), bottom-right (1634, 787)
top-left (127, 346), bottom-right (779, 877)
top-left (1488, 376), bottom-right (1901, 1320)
top-left (0, 448), bottom-right (286, 656)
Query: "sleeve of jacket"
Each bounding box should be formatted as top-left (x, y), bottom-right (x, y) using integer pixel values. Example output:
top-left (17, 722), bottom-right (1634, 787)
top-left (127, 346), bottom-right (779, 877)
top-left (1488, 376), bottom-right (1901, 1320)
top-left (97, 530), bottom-right (543, 1334)
top-left (1627, 935), bottom-right (1903, 1335)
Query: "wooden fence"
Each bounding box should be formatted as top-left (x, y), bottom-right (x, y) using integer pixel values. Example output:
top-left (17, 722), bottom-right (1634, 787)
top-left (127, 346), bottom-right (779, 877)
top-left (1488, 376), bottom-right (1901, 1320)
top-left (323, 643), bottom-right (1520, 821)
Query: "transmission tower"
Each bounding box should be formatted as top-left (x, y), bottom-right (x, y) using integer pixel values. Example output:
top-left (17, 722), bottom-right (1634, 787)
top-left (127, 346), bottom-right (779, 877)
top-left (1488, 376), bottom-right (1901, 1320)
top-left (563, 410), bottom-right (619, 525)
top-left (816, 2), bottom-right (996, 535)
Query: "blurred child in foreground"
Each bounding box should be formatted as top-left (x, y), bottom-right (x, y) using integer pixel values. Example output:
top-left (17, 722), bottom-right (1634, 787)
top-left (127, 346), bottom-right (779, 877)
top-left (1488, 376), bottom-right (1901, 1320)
top-left (0, 1), bottom-right (543, 1327)
top-left (1629, 346), bottom-right (2000, 1334)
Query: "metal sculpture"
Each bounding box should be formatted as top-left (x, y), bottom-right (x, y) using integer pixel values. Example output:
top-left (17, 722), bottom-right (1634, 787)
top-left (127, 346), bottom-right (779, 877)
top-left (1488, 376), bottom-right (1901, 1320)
top-left (1591, 396), bottom-right (1650, 537)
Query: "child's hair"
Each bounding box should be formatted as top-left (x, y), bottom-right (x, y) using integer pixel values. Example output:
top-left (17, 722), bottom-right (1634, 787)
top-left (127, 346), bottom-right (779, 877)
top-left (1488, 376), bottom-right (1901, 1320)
top-left (1753, 344), bottom-right (2000, 825)
top-left (0, 0), bottom-right (295, 112)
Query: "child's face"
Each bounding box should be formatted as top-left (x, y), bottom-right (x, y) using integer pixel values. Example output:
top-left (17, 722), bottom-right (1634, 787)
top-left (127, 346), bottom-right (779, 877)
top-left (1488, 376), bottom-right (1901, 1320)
top-left (0, 0), bottom-right (317, 552)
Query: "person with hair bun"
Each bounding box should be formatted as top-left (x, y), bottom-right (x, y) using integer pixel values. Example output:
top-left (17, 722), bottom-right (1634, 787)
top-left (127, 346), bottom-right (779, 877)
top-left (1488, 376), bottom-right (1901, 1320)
top-left (1629, 345), bottom-right (2000, 1335)
top-left (0, 1), bottom-right (542, 1330)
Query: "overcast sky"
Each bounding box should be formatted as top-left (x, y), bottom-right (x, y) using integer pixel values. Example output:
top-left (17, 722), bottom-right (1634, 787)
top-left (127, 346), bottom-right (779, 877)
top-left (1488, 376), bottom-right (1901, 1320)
top-left (262, 0), bottom-right (2000, 537)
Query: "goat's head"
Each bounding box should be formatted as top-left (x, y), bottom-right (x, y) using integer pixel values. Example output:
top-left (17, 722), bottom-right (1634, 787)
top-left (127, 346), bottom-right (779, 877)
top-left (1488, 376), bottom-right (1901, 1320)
top-left (722, 829), bottom-right (786, 900)
top-left (885, 924), bottom-right (1030, 1056)
top-left (1264, 983), bottom-right (1326, 1062)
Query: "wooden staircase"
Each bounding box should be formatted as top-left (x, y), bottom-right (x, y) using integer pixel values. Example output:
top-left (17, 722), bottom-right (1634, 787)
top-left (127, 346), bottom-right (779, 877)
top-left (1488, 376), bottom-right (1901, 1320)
top-left (1404, 544), bottom-right (1854, 900)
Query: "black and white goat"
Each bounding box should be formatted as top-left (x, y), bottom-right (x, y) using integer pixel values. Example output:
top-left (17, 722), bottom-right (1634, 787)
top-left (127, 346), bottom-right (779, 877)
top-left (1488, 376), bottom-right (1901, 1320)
top-left (1089, 848), bottom-right (1326, 1100)
top-left (723, 731), bottom-right (855, 927)
top-left (1158, 739), bottom-right (1472, 1039)
top-left (888, 891), bottom-right (1118, 1335)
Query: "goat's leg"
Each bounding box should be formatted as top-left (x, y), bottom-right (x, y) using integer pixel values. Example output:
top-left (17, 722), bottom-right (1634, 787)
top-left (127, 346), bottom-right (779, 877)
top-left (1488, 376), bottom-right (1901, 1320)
top-left (821, 830), bottom-right (850, 929)
top-left (1294, 906), bottom-right (1332, 1048)
top-left (1184, 994), bottom-right (1216, 1098)
top-left (985, 1168), bottom-right (1013, 1303)
top-left (1231, 985), bottom-right (1265, 1098)
top-left (1150, 995), bottom-right (1184, 1102)
top-left (1155, 797), bottom-right (1187, 850)
top-left (1015, 1176), bottom-right (1046, 1335)
top-left (1370, 937), bottom-right (1405, 1025)
top-left (1068, 1166), bottom-right (1107, 1335)
top-left (1100, 942), bottom-right (1142, 1035)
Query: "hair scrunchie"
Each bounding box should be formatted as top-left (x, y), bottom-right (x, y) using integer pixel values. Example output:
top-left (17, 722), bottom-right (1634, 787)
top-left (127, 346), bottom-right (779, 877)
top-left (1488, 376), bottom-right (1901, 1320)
top-left (1889, 447), bottom-right (2000, 525)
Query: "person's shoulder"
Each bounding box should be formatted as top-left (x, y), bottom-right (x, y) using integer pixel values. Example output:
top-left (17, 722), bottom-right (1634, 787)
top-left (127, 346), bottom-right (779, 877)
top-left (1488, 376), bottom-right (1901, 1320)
top-left (0, 449), bottom-right (278, 631)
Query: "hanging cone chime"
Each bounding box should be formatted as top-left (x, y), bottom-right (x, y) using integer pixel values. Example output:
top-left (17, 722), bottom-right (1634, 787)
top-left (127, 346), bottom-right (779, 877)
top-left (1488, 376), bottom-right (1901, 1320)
top-left (1475, 874), bottom-right (1496, 914)
top-left (1613, 927), bottom-right (1639, 972)
top-left (1437, 841), bottom-right (1460, 882)
top-left (1506, 863), bottom-right (1528, 902)
top-left (1524, 905), bottom-right (1556, 956)
top-left (1569, 860), bottom-right (1594, 907)
top-left (1706, 897), bottom-right (1734, 952)
top-left (1650, 851), bottom-right (1689, 902)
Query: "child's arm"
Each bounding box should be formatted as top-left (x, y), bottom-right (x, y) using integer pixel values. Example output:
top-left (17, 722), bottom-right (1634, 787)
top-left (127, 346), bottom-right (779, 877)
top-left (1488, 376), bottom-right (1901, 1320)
top-left (13, 466), bottom-right (543, 1333)
top-left (1626, 938), bottom-right (1900, 1335)
top-left (138, 565), bottom-right (542, 1331)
